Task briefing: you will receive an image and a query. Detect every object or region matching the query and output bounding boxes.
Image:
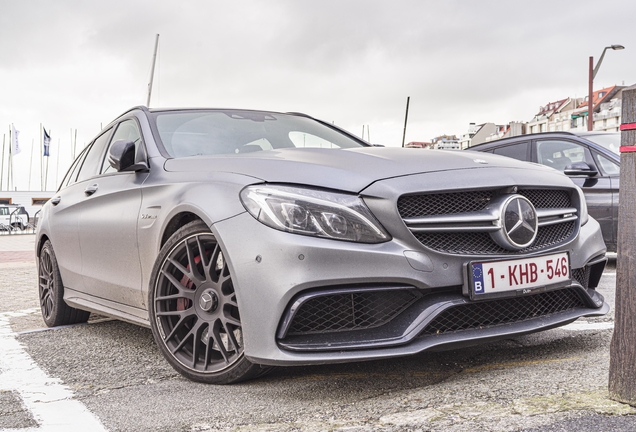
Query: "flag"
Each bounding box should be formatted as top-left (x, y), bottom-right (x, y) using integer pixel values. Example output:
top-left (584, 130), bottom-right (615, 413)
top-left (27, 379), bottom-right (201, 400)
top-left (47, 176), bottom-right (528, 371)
top-left (10, 124), bottom-right (21, 155)
top-left (43, 127), bottom-right (51, 157)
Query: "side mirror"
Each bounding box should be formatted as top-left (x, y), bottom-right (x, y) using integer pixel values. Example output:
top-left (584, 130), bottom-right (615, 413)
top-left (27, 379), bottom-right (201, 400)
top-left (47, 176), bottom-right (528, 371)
top-left (108, 140), bottom-right (149, 172)
top-left (564, 161), bottom-right (598, 177)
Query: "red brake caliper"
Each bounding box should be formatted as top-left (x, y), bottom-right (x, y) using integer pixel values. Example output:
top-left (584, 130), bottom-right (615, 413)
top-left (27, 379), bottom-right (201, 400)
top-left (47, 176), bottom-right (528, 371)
top-left (177, 255), bottom-right (202, 311)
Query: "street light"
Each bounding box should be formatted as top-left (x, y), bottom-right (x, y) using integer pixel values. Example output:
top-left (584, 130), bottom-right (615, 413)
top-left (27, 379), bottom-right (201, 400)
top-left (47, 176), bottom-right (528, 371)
top-left (588, 44), bottom-right (625, 131)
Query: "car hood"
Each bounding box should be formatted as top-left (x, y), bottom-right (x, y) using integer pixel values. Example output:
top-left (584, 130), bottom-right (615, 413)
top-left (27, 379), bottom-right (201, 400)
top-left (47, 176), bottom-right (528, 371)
top-left (163, 147), bottom-right (554, 193)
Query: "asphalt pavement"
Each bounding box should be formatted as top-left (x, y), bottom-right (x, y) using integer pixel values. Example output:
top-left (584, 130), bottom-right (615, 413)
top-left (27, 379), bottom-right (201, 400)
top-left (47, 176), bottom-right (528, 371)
top-left (0, 234), bottom-right (634, 431)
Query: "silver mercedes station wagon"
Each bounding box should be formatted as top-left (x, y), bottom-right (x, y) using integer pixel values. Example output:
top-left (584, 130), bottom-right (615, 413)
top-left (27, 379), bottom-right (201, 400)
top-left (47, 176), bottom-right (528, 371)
top-left (36, 107), bottom-right (608, 384)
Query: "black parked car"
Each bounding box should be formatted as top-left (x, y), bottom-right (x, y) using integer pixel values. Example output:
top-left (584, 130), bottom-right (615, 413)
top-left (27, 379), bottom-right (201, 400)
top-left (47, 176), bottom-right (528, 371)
top-left (468, 131), bottom-right (620, 252)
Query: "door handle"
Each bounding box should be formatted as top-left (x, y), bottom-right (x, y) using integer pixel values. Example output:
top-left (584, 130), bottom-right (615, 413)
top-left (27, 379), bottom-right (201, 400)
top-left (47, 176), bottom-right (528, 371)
top-left (51, 196), bottom-right (61, 206)
top-left (84, 183), bottom-right (99, 196)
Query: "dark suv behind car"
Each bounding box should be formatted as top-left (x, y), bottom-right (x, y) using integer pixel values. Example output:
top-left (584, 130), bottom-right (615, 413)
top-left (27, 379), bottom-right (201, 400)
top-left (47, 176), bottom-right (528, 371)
top-left (468, 131), bottom-right (620, 252)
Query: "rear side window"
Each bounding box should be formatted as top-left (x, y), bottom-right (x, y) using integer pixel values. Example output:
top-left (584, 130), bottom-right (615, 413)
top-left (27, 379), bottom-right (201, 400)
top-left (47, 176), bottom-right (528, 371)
top-left (596, 153), bottom-right (620, 176)
top-left (62, 146), bottom-right (90, 188)
top-left (493, 142), bottom-right (528, 161)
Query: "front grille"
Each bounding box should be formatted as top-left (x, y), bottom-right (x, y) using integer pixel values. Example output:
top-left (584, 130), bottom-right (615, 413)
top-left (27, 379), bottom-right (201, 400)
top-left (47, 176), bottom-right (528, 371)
top-left (414, 221), bottom-right (575, 255)
top-left (398, 190), bottom-right (494, 218)
top-left (285, 289), bottom-right (420, 336)
top-left (518, 189), bottom-right (571, 209)
top-left (398, 189), bottom-right (571, 219)
top-left (571, 267), bottom-right (591, 289)
top-left (420, 288), bottom-right (585, 336)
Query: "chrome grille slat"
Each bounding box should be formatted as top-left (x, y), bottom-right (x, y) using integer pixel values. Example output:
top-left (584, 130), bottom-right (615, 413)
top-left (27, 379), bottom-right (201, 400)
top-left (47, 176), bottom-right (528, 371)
top-left (413, 221), bottom-right (575, 255)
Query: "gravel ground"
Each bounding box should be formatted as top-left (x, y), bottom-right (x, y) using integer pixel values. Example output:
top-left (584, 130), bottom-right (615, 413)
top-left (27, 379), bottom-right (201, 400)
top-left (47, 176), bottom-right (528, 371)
top-left (1, 236), bottom-right (634, 431)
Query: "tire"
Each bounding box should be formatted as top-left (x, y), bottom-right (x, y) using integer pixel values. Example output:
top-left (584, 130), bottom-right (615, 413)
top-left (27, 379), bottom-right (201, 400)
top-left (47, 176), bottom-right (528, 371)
top-left (148, 220), bottom-right (270, 384)
top-left (39, 240), bottom-right (90, 327)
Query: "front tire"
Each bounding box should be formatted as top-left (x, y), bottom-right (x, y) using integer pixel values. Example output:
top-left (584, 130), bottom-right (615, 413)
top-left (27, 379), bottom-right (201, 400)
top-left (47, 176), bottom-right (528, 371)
top-left (148, 220), bottom-right (269, 384)
top-left (38, 240), bottom-right (90, 327)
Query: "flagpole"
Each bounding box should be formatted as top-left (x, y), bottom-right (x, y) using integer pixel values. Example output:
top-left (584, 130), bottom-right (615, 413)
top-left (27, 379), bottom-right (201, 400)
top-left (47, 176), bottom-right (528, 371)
top-left (8, 126), bottom-right (13, 191)
top-left (44, 129), bottom-right (50, 191)
top-left (0, 134), bottom-right (5, 191)
top-left (55, 137), bottom-right (61, 188)
top-left (44, 154), bottom-right (49, 191)
top-left (40, 123), bottom-right (43, 191)
top-left (73, 129), bottom-right (77, 160)
top-left (28, 138), bottom-right (34, 191)
top-left (147, 33), bottom-right (160, 107)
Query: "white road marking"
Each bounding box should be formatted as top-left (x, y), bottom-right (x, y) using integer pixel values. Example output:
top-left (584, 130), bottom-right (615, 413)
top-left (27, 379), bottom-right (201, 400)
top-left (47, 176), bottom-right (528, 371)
top-left (0, 312), bottom-right (107, 432)
top-left (561, 321), bottom-right (615, 331)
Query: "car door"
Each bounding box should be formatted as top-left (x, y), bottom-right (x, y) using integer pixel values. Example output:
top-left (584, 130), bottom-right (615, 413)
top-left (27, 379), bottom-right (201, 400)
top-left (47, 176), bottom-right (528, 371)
top-left (48, 145), bottom-right (92, 292)
top-left (78, 118), bottom-right (149, 308)
top-left (593, 151), bottom-right (620, 251)
top-left (533, 139), bottom-right (613, 248)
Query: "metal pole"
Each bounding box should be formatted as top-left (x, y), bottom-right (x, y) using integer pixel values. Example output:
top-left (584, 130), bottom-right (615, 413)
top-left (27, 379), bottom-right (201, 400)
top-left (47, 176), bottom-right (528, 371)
top-left (588, 56), bottom-right (594, 131)
top-left (146, 34), bottom-right (160, 107)
top-left (401, 96), bottom-right (410, 147)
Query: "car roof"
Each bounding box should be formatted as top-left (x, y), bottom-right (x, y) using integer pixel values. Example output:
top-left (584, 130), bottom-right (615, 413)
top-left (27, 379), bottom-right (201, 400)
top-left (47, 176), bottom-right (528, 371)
top-left (467, 131), bottom-right (620, 162)
top-left (469, 131), bottom-right (619, 148)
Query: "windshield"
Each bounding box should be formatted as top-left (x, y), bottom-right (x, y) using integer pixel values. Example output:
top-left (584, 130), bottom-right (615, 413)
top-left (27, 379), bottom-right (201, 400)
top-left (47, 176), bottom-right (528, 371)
top-left (152, 110), bottom-right (366, 158)
top-left (580, 133), bottom-right (620, 155)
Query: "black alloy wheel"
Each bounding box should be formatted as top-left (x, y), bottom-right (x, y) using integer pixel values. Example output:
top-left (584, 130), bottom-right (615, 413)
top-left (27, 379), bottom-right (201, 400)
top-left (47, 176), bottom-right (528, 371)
top-left (38, 240), bottom-right (90, 327)
top-left (148, 220), bottom-right (269, 384)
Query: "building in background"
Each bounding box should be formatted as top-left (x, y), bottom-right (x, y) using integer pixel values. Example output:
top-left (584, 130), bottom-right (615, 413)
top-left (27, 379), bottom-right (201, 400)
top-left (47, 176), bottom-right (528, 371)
top-left (405, 141), bottom-right (433, 149)
top-left (0, 191), bottom-right (54, 221)
top-left (527, 98), bottom-right (576, 134)
top-left (460, 122), bottom-right (526, 148)
top-left (431, 135), bottom-right (460, 150)
top-left (592, 93), bottom-right (623, 132)
top-left (400, 83), bottom-right (631, 149)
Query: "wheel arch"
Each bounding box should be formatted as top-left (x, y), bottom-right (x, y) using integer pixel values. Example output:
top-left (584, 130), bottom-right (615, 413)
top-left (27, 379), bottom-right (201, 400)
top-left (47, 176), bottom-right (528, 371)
top-left (36, 234), bottom-right (50, 258)
top-left (160, 211), bottom-right (206, 249)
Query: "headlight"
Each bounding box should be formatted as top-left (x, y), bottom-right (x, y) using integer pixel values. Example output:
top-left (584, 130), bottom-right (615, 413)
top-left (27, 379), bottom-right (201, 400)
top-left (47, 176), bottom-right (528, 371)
top-left (576, 186), bottom-right (589, 226)
top-left (240, 184), bottom-right (391, 243)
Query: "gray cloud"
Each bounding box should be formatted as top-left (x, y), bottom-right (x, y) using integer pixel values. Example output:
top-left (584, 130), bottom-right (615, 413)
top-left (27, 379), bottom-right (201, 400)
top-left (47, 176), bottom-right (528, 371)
top-left (0, 0), bottom-right (634, 189)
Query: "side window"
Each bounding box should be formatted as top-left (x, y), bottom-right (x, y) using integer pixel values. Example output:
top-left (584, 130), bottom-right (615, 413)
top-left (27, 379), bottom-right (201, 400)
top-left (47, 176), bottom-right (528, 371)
top-left (492, 142), bottom-right (529, 161)
top-left (76, 129), bottom-right (113, 182)
top-left (536, 140), bottom-right (594, 172)
top-left (0, 207), bottom-right (8, 216)
top-left (101, 119), bottom-right (143, 174)
top-left (63, 146), bottom-right (90, 188)
top-left (596, 153), bottom-right (620, 176)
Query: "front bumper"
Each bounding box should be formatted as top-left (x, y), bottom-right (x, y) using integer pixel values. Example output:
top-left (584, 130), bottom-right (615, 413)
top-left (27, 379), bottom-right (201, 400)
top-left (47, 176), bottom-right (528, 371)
top-left (212, 210), bottom-right (608, 367)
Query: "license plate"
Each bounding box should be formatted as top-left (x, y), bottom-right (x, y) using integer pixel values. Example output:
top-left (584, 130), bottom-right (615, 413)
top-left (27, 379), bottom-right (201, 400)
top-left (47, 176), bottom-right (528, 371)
top-left (470, 252), bottom-right (569, 297)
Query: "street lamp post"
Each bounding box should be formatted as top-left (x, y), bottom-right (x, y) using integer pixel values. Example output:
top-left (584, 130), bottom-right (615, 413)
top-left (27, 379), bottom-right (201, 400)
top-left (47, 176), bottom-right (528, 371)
top-left (588, 44), bottom-right (625, 131)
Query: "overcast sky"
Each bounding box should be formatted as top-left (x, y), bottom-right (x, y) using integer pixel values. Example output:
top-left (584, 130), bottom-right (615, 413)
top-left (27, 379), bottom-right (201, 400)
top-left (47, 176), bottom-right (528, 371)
top-left (1, 0), bottom-right (634, 191)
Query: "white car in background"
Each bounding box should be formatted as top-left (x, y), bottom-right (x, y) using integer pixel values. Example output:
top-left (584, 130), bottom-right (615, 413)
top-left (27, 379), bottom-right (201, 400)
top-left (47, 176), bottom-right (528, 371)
top-left (0, 205), bottom-right (29, 230)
